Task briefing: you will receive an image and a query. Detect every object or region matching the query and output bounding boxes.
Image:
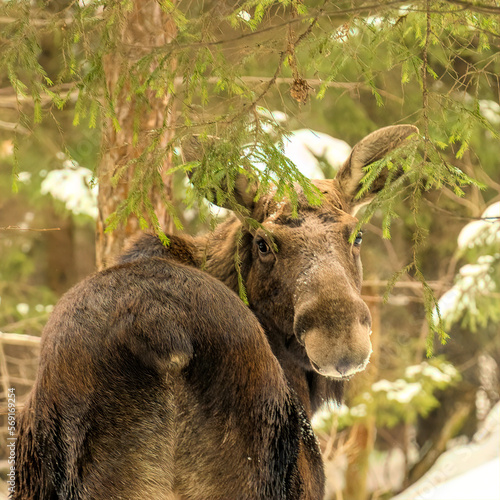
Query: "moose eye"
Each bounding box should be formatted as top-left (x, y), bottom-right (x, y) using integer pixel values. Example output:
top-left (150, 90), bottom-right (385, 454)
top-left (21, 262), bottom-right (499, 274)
top-left (354, 232), bottom-right (363, 246)
top-left (257, 239), bottom-right (270, 254)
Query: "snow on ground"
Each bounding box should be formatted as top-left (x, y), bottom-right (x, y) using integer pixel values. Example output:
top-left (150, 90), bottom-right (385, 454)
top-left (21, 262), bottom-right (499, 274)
top-left (411, 458), bottom-right (500, 500)
top-left (392, 402), bottom-right (500, 500)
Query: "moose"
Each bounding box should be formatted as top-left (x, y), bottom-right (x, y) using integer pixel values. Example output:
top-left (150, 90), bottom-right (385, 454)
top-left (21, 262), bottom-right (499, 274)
top-left (15, 125), bottom-right (417, 499)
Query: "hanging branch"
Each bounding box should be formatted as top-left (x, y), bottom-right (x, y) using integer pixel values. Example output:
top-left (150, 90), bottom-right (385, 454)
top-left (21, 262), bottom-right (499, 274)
top-left (422, 0), bottom-right (431, 152)
top-left (249, 8), bottom-right (321, 109)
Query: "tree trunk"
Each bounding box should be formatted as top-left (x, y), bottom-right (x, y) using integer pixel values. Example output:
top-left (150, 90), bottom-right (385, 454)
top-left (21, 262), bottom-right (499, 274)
top-left (408, 395), bottom-right (475, 485)
top-left (46, 210), bottom-right (76, 295)
top-left (96, 0), bottom-right (177, 270)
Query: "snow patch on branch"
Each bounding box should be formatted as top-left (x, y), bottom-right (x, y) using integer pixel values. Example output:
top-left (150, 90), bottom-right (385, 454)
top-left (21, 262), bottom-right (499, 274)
top-left (41, 155), bottom-right (98, 219)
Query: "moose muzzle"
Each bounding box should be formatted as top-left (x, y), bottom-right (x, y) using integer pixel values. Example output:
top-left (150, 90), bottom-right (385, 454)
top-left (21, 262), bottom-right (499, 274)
top-left (294, 291), bottom-right (373, 380)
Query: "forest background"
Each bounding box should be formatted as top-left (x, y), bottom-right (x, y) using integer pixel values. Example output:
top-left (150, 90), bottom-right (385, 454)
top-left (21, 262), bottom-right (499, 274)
top-left (0, 1), bottom-right (499, 499)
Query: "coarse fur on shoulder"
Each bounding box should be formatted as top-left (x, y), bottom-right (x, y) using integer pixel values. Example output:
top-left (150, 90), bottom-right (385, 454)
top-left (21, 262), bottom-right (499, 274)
top-left (15, 257), bottom-right (323, 499)
top-left (118, 233), bottom-right (205, 268)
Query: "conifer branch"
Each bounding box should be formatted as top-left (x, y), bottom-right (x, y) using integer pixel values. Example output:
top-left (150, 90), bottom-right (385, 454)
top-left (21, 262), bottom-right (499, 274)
top-left (422, 0), bottom-right (431, 145)
top-left (124, 1), bottom-right (410, 53)
top-left (0, 79), bottom-right (403, 111)
top-left (229, 9), bottom-right (322, 120)
top-left (442, 0), bottom-right (500, 14)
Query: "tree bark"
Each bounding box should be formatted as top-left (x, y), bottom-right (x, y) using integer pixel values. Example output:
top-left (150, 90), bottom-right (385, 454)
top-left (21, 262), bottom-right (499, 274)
top-left (46, 210), bottom-right (76, 295)
top-left (408, 395), bottom-right (475, 485)
top-left (97, 0), bottom-right (177, 270)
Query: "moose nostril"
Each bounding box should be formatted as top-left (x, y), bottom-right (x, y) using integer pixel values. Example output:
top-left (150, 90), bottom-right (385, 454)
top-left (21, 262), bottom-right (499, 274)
top-left (361, 312), bottom-right (372, 328)
top-left (336, 358), bottom-right (354, 376)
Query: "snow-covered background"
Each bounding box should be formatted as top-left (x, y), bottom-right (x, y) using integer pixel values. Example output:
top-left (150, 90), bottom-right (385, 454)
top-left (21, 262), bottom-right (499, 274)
top-left (392, 402), bottom-right (500, 500)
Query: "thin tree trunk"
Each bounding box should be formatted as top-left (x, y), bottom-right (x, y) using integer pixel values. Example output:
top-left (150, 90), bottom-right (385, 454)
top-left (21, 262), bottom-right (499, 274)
top-left (408, 398), bottom-right (474, 485)
top-left (97, 0), bottom-right (177, 270)
top-left (344, 286), bottom-right (381, 500)
top-left (46, 210), bottom-right (76, 295)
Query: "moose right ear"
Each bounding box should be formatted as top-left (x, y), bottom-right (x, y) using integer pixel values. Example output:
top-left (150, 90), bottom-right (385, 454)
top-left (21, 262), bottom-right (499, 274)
top-left (181, 135), bottom-right (258, 213)
top-left (334, 125), bottom-right (418, 214)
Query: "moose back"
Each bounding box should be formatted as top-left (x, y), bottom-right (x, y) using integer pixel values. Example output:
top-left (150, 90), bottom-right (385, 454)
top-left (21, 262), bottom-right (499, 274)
top-left (15, 125), bottom-right (417, 499)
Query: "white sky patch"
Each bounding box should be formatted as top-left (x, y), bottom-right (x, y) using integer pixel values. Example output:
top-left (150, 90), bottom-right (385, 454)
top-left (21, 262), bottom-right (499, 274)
top-left (365, 16), bottom-right (384, 27)
top-left (77, 0), bottom-right (103, 11)
top-left (248, 112), bottom-right (352, 179)
top-left (182, 177), bottom-right (229, 221)
top-left (331, 23), bottom-right (354, 43)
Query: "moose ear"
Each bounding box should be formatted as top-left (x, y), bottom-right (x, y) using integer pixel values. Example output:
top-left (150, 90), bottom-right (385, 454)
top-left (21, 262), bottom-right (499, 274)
top-left (334, 125), bottom-right (418, 214)
top-left (181, 135), bottom-right (258, 212)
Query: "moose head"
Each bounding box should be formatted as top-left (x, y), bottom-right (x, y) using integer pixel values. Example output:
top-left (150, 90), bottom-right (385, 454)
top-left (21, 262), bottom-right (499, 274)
top-left (194, 125), bottom-right (418, 386)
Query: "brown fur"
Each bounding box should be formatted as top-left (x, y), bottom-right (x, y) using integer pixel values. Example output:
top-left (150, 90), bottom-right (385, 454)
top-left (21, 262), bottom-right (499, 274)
top-left (14, 125), bottom-right (417, 499)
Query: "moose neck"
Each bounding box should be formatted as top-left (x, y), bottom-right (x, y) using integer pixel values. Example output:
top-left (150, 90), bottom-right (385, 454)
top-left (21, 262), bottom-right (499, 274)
top-left (200, 217), bottom-right (343, 417)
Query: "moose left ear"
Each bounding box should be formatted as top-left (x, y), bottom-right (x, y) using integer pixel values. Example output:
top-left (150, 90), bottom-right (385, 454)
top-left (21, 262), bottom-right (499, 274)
top-left (334, 125), bottom-right (419, 214)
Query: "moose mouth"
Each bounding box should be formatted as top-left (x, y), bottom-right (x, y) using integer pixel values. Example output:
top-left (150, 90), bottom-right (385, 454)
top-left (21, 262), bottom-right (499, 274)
top-left (295, 301), bottom-right (373, 381)
top-left (309, 359), bottom-right (354, 381)
top-left (307, 347), bottom-right (373, 381)
top-left (309, 359), bottom-right (356, 381)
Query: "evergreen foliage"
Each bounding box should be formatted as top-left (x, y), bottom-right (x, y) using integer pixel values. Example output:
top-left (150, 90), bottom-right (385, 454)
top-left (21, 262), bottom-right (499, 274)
top-left (2, 1), bottom-right (498, 208)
